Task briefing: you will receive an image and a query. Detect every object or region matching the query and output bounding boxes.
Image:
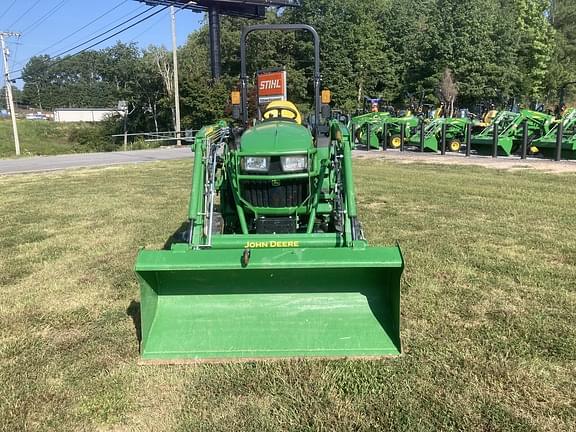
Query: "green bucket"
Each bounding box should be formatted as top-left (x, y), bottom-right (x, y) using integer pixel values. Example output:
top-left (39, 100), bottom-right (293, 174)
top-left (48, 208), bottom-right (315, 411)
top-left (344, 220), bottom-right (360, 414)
top-left (135, 246), bottom-right (403, 362)
top-left (471, 136), bottom-right (515, 156)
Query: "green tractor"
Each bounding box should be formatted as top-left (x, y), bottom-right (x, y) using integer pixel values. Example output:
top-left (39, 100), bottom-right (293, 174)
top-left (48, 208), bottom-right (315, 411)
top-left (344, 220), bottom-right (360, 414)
top-left (350, 112), bottom-right (419, 150)
top-left (134, 24), bottom-right (404, 362)
top-left (471, 109), bottom-right (554, 156)
top-left (408, 117), bottom-right (471, 152)
top-left (349, 111), bottom-right (391, 149)
top-left (532, 107), bottom-right (576, 158)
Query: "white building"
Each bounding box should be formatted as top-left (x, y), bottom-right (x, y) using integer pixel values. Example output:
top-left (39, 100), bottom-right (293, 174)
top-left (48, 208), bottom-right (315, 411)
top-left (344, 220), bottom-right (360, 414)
top-left (53, 108), bottom-right (122, 123)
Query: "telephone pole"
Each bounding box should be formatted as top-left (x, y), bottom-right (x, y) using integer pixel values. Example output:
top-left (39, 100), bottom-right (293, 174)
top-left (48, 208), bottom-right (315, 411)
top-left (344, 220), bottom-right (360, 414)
top-left (170, 6), bottom-right (182, 146)
top-left (1, 31), bottom-right (21, 156)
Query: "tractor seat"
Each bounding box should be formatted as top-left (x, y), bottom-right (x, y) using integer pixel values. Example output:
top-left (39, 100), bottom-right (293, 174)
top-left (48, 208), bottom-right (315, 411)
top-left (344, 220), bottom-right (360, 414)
top-left (262, 100), bottom-right (302, 125)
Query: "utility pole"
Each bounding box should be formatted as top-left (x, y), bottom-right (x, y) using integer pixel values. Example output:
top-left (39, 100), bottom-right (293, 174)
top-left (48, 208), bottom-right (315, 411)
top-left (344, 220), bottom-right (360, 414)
top-left (1, 31), bottom-right (21, 156)
top-left (170, 6), bottom-right (182, 146)
top-left (32, 82), bottom-right (42, 110)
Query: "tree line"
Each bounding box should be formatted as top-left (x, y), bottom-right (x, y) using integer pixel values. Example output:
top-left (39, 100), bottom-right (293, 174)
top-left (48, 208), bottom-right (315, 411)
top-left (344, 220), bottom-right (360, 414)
top-left (14, 0), bottom-right (576, 133)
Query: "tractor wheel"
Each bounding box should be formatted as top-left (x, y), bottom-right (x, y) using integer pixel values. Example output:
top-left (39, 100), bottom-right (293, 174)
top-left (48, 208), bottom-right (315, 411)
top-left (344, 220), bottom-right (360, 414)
top-left (389, 135), bottom-right (402, 149)
top-left (448, 139), bottom-right (461, 152)
top-left (526, 135), bottom-right (540, 155)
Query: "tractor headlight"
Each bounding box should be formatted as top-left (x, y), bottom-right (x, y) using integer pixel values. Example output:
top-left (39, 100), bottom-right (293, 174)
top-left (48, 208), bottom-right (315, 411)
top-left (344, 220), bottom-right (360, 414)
top-left (242, 156), bottom-right (270, 173)
top-left (280, 156), bottom-right (308, 172)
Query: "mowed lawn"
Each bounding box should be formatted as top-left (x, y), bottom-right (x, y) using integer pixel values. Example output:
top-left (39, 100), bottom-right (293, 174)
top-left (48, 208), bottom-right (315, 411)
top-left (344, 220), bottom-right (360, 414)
top-left (0, 159), bottom-right (574, 431)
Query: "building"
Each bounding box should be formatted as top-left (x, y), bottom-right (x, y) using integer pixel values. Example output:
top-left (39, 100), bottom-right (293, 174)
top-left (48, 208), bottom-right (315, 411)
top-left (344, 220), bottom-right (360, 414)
top-left (53, 108), bottom-right (122, 123)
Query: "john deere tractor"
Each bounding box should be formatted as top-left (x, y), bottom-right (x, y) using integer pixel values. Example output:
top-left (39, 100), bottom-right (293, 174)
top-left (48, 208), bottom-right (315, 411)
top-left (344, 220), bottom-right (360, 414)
top-left (134, 24), bottom-right (404, 362)
top-left (532, 107), bottom-right (576, 158)
top-left (349, 111), bottom-right (391, 148)
top-left (408, 117), bottom-right (471, 152)
top-left (350, 112), bottom-right (419, 150)
top-left (471, 109), bottom-right (554, 156)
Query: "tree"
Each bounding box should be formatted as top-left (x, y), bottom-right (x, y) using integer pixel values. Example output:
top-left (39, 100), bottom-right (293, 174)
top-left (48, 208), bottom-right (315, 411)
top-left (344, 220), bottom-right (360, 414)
top-left (547, 0), bottom-right (576, 103)
top-left (514, 0), bottom-right (555, 100)
top-left (440, 68), bottom-right (458, 116)
top-left (18, 0), bottom-right (567, 128)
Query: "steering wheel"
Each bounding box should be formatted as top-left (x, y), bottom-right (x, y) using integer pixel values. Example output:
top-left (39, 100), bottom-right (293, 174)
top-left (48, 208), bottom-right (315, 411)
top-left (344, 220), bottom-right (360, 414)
top-left (262, 106), bottom-right (300, 123)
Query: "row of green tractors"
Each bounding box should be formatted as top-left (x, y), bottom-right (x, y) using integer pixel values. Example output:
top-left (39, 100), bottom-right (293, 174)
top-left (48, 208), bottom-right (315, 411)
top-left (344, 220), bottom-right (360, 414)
top-left (351, 107), bottom-right (576, 159)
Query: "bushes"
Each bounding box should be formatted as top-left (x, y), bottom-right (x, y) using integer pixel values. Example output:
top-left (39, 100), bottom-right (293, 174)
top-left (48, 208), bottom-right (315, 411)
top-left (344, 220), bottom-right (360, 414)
top-left (67, 125), bottom-right (115, 152)
top-left (1, 120), bottom-right (119, 157)
top-left (67, 116), bottom-right (123, 152)
top-left (1, 116), bottom-right (166, 157)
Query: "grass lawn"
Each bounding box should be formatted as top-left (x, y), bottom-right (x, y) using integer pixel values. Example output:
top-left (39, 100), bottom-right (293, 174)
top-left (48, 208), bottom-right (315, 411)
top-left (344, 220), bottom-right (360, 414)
top-left (0, 159), bottom-right (574, 431)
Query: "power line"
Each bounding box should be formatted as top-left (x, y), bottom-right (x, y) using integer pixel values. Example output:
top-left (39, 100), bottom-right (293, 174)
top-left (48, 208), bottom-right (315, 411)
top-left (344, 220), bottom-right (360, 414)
top-left (11, 5), bottom-right (154, 76)
top-left (76, 6), bottom-right (171, 52)
top-left (127, 14), bottom-right (166, 42)
top-left (21, 0), bottom-right (72, 34)
top-left (50, 6), bottom-right (157, 59)
top-left (126, 5), bottom-right (189, 48)
top-left (9, 40), bottom-right (21, 71)
top-left (0, 0), bottom-right (18, 21)
top-left (61, 4), bottom-right (146, 52)
top-left (11, 1), bottom-right (190, 74)
top-left (13, 6), bottom-right (170, 81)
top-left (125, 4), bottom-right (189, 49)
top-left (27, 0), bottom-right (133, 57)
top-left (8, 0), bottom-right (43, 29)
top-left (11, 1), bottom-right (142, 72)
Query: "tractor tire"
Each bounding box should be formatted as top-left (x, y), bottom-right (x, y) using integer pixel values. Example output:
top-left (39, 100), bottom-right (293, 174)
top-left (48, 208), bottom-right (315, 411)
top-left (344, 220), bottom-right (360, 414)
top-left (525, 134), bottom-right (541, 155)
top-left (389, 135), bottom-right (402, 149)
top-left (448, 139), bottom-right (461, 152)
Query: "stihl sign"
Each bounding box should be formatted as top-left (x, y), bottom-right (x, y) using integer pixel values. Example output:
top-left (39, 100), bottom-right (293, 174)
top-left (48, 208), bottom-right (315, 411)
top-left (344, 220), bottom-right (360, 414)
top-left (257, 70), bottom-right (287, 103)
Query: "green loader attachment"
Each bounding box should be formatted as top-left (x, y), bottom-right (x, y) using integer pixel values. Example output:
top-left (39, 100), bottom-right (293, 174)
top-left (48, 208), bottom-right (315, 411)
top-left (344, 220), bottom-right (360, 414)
top-left (532, 108), bottom-right (576, 158)
top-left (350, 113), bottom-right (418, 150)
top-left (408, 117), bottom-right (470, 152)
top-left (134, 24), bottom-right (404, 362)
top-left (349, 111), bottom-right (391, 149)
top-left (471, 110), bottom-right (553, 156)
top-left (470, 110), bottom-right (520, 155)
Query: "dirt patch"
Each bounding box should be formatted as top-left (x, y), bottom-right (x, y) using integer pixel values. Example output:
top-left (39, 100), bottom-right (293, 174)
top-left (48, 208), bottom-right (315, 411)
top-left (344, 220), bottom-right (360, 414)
top-left (353, 150), bottom-right (576, 174)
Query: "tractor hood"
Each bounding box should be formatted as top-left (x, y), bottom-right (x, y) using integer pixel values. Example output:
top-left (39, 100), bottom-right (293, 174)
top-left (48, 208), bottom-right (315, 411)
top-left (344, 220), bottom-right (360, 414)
top-left (240, 121), bottom-right (313, 154)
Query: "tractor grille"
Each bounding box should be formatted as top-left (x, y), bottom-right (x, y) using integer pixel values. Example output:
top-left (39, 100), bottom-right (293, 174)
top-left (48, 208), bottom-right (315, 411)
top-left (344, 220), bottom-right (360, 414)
top-left (240, 179), bottom-right (309, 208)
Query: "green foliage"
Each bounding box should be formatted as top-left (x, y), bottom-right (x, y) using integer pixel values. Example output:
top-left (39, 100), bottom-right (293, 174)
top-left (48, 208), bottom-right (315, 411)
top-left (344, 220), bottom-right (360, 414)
top-left (0, 120), bottom-right (122, 157)
top-left (547, 0), bottom-right (576, 102)
top-left (66, 117), bottom-right (122, 152)
top-left (18, 0), bottom-right (576, 130)
top-left (20, 42), bottom-right (174, 135)
top-left (514, 0), bottom-right (555, 100)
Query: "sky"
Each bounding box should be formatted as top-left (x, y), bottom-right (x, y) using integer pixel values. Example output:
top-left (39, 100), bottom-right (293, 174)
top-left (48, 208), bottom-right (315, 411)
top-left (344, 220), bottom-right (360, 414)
top-left (0, 0), bottom-right (204, 87)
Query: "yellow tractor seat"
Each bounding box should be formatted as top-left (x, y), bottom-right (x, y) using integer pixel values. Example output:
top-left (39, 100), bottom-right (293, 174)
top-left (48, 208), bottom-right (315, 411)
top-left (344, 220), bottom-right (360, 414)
top-left (262, 100), bottom-right (302, 125)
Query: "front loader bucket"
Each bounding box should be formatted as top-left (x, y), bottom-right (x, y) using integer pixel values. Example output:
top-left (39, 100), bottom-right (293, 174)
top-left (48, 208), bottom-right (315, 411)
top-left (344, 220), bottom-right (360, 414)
top-left (135, 246), bottom-right (403, 362)
top-left (471, 136), bottom-right (514, 156)
top-left (423, 136), bottom-right (439, 152)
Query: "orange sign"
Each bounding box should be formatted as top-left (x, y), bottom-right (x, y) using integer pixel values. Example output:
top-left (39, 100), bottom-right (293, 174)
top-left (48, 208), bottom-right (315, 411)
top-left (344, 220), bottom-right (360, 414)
top-left (257, 70), bottom-right (287, 103)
